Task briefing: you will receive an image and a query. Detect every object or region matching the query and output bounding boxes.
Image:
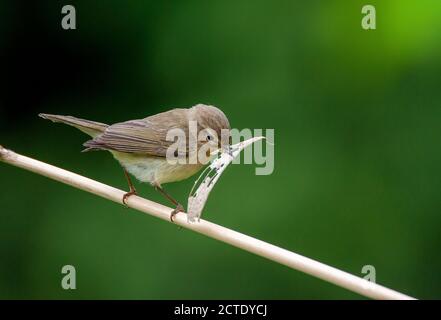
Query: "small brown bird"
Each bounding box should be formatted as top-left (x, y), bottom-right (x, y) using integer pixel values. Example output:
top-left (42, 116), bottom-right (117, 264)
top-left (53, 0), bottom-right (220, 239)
top-left (39, 104), bottom-right (231, 220)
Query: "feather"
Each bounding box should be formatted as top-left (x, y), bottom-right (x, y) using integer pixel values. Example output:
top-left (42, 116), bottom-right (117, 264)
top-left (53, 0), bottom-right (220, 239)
top-left (83, 108), bottom-right (190, 157)
top-left (38, 114), bottom-right (108, 138)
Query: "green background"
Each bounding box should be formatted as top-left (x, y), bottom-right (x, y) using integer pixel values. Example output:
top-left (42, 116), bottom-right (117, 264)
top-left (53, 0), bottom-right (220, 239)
top-left (1, 0), bottom-right (441, 299)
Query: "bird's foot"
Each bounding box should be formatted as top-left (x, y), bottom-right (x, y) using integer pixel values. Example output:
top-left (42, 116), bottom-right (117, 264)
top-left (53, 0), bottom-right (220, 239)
top-left (170, 203), bottom-right (185, 222)
top-left (122, 190), bottom-right (137, 206)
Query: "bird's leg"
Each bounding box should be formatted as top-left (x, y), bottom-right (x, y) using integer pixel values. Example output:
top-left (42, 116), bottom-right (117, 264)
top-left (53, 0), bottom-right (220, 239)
top-left (122, 169), bottom-right (137, 206)
top-left (154, 185), bottom-right (185, 222)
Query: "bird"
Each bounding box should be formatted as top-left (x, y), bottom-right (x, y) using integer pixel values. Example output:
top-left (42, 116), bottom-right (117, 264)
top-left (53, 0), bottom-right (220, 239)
top-left (39, 104), bottom-right (231, 221)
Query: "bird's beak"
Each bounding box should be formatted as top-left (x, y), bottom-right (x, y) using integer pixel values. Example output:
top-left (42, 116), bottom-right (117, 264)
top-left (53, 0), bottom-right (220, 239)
top-left (222, 144), bottom-right (233, 157)
top-left (219, 131), bottom-right (232, 156)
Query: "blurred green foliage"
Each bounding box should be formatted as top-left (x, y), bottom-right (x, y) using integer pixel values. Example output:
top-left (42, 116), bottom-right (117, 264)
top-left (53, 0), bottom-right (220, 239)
top-left (1, 0), bottom-right (440, 299)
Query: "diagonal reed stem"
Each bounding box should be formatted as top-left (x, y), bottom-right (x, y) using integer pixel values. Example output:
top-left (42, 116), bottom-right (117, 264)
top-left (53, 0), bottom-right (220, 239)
top-left (0, 145), bottom-right (415, 300)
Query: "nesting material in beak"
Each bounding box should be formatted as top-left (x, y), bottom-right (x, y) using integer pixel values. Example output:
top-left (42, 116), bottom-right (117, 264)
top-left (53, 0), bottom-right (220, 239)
top-left (187, 136), bottom-right (265, 223)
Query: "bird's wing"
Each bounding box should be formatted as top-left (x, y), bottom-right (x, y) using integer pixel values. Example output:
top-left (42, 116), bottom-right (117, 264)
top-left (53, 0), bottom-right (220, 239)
top-left (83, 109), bottom-right (190, 157)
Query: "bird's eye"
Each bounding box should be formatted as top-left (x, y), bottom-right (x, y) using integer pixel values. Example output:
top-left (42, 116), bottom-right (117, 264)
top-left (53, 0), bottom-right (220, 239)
top-left (206, 135), bottom-right (212, 141)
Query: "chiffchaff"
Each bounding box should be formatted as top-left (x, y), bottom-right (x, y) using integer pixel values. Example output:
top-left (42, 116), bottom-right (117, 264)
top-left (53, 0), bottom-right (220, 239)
top-left (39, 104), bottom-right (231, 221)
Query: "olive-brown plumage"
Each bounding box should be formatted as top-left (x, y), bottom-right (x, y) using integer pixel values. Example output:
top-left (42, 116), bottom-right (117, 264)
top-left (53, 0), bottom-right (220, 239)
top-left (39, 104), bottom-right (231, 221)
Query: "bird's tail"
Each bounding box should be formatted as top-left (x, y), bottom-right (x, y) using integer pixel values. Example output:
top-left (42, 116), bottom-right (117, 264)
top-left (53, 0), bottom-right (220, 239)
top-left (39, 113), bottom-right (108, 138)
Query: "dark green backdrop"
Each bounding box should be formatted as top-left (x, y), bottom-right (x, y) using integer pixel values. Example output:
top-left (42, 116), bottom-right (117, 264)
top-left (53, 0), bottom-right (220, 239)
top-left (1, 0), bottom-right (440, 299)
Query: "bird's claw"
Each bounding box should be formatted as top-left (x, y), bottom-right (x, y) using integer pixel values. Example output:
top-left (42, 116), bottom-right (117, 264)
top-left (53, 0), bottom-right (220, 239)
top-left (170, 204), bottom-right (185, 222)
top-left (122, 190), bottom-right (137, 206)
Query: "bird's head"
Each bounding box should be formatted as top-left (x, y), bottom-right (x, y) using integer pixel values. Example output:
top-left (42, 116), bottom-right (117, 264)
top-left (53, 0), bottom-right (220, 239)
top-left (190, 104), bottom-right (231, 155)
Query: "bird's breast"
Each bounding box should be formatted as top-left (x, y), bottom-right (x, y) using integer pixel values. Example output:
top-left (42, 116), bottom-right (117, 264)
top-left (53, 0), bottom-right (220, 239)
top-left (111, 151), bottom-right (204, 185)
